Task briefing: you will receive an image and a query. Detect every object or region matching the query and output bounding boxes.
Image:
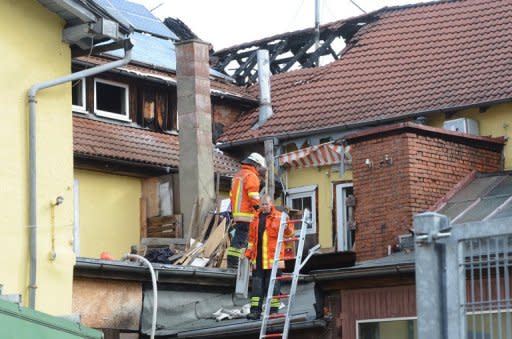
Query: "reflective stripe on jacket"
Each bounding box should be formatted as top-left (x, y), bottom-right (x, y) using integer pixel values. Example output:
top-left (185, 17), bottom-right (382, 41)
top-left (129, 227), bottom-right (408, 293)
top-left (245, 207), bottom-right (294, 269)
top-left (230, 164), bottom-right (261, 222)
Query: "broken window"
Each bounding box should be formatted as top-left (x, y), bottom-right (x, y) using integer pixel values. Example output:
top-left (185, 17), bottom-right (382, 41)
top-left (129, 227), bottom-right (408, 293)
top-left (94, 78), bottom-right (130, 121)
top-left (140, 87), bottom-right (177, 131)
top-left (72, 78), bottom-right (86, 112)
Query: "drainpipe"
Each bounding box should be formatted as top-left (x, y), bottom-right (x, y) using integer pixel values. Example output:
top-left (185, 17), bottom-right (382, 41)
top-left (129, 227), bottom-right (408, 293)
top-left (256, 49), bottom-right (272, 127)
top-left (123, 254), bottom-right (157, 339)
top-left (27, 39), bottom-right (133, 309)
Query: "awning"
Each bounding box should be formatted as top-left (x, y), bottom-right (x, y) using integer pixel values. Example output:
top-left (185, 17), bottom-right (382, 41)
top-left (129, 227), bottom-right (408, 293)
top-left (278, 143), bottom-right (351, 169)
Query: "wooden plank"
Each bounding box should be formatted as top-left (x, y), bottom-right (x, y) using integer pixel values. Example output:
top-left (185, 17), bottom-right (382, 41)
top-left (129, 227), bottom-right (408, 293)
top-left (145, 231), bottom-right (177, 238)
top-left (147, 215), bottom-right (182, 227)
top-left (141, 177), bottom-right (160, 218)
top-left (185, 197), bottom-right (200, 250)
top-left (181, 245), bottom-right (204, 265)
top-left (197, 211), bottom-right (214, 244)
top-left (141, 238), bottom-right (186, 246)
top-left (203, 219), bottom-right (227, 257)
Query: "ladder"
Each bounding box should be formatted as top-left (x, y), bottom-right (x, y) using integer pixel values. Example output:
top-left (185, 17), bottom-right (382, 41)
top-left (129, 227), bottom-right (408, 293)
top-left (259, 209), bottom-right (320, 339)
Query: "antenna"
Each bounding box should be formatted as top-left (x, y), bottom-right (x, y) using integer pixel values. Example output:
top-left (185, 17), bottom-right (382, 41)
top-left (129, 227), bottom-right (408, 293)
top-left (315, 0), bottom-right (320, 66)
top-left (349, 0), bottom-right (367, 14)
top-left (150, 3), bottom-right (163, 12)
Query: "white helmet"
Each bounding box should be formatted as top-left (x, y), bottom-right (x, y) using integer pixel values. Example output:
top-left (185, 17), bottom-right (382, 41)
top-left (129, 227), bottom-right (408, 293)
top-left (247, 152), bottom-right (266, 169)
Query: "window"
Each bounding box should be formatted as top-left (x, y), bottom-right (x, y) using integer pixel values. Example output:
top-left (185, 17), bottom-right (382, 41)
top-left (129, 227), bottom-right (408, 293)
top-left (357, 312), bottom-right (509, 339)
top-left (94, 78), bottom-right (130, 121)
top-left (286, 185), bottom-right (317, 234)
top-left (358, 318), bottom-right (417, 339)
top-left (72, 78), bottom-right (86, 112)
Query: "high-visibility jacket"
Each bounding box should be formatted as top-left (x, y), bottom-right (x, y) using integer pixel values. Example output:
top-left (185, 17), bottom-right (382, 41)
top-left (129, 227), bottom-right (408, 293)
top-left (230, 164), bottom-right (261, 223)
top-left (245, 207), bottom-right (294, 269)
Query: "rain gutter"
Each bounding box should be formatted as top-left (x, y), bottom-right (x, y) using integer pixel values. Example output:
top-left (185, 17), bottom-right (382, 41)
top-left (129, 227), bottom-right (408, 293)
top-left (173, 317), bottom-right (327, 338)
top-left (27, 39), bottom-right (133, 309)
top-left (311, 262), bottom-right (415, 281)
top-left (74, 257), bottom-right (237, 281)
top-left (216, 97), bottom-right (512, 150)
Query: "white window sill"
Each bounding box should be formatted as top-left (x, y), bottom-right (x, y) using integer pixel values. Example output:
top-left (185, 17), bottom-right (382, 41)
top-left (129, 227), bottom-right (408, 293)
top-left (94, 110), bottom-right (131, 122)
top-left (72, 107), bottom-right (89, 115)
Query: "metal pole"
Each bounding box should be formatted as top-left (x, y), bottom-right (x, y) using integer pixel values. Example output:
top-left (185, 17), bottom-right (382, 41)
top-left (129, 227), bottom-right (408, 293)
top-left (414, 212), bottom-right (450, 339)
top-left (315, 0), bottom-right (320, 66)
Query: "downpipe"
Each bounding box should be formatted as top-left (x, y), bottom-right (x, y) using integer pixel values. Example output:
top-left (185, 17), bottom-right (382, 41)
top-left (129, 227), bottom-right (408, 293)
top-left (122, 254), bottom-right (158, 339)
top-left (27, 39), bottom-right (133, 309)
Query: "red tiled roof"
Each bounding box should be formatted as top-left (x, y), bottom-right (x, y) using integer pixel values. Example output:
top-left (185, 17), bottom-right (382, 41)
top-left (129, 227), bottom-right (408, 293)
top-left (73, 116), bottom-right (240, 176)
top-left (219, 0), bottom-right (512, 143)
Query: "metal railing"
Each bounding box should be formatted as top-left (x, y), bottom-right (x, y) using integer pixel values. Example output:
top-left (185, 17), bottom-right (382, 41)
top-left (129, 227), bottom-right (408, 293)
top-left (414, 213), bottom-right (512, 339)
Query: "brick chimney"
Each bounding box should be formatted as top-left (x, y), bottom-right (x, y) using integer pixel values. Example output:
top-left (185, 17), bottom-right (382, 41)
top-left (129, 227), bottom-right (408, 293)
top-left (175, 40), bottom-right (214, 239)
top-left (346, 123), bottom-right (504, 261)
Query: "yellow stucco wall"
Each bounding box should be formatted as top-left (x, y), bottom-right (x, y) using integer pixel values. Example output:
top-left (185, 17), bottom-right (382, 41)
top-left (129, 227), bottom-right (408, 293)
top-left (75, 170), bottom-right (141, 259)
top-left (428, 103), bottom-right (512, 169)
top-left (286, 166), bottom-right (353, 248)
top-left (0, 0), bottom-right (75, 314)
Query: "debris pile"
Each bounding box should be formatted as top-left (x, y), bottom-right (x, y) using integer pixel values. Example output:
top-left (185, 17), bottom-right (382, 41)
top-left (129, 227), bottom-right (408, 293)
top-left (142, 200), bottom-right (233, 268)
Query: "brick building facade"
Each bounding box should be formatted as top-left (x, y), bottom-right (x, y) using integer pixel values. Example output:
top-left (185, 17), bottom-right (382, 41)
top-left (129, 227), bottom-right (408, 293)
top-left (346, 123), bottom-right (504, 261)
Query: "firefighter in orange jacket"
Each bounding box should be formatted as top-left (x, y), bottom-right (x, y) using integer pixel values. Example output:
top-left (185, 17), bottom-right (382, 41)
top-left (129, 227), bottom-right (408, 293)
top-left (245, 195), bottom-right (295, 320)
top-left (227, 153), bottom-right (267, 269)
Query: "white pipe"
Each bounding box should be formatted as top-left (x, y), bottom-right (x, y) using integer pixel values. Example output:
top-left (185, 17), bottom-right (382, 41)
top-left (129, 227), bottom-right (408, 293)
top-left (123, 254), bottom-right (157, 339)
top-left (27, 40), bottom-right (132, 309)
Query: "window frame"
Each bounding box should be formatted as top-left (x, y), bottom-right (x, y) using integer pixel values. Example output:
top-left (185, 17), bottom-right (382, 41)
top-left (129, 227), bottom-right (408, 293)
top-left (286, 184), bottom-right (317, 234)
top-left (72, 78), bottom-right (87, 113)
top-left (93, 78), bottom-right (130, 121)
top-left (356, 316), bottom-right (417, 339)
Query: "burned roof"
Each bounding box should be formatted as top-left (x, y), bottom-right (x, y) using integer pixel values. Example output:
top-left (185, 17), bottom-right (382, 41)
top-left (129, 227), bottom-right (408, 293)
top-left (212, 13), bottom-right (379, 85)
top-left (218, 0), bottom-right (512, 144)
top-left (74, 55), bottom-right (257, 103)
top-left (73, 116), bottom-right (240, 176)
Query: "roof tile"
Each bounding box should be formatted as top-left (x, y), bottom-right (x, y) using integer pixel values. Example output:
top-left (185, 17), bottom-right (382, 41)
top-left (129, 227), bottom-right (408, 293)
top-left (73, 116), bottom-right (239, 176)
top-left (219, 0), bottom-right (512, 143)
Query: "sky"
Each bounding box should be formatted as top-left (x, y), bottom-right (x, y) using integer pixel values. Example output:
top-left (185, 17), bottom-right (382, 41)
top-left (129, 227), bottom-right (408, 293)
top-left (130, 0), bottom-right (435, 50)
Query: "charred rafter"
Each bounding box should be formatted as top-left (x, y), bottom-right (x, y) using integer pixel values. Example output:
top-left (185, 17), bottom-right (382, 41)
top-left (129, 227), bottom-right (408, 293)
top-left (212, 14), bottom-right (378, 85)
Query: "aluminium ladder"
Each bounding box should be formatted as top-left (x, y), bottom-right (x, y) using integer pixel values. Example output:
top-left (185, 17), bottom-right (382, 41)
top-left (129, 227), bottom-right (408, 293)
top-left (258, 209), bottom-right (320, 339)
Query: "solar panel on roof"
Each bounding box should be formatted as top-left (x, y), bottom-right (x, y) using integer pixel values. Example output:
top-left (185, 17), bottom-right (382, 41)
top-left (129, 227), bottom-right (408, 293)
top-left (93, 0), bottom-right (177, 40)
top-left (105, 32), bottom-right (177, 71)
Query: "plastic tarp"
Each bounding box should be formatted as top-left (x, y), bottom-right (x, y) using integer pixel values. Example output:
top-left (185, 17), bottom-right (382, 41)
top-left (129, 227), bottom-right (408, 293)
top-left (141, 281), bottom-right (319, 337)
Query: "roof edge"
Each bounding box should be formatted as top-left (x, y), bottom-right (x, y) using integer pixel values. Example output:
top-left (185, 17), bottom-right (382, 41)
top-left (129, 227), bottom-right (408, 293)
top-left (312, 262), bottom-right (415, 281)
top-left (430, 170), bottom-right (478, 212)
top-left (344, 122), bottom-right (506, 146)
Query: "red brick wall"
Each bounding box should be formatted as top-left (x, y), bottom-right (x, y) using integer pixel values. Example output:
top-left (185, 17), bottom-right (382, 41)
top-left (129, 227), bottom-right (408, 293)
top-left (350, 129), bottom-right (502, 261)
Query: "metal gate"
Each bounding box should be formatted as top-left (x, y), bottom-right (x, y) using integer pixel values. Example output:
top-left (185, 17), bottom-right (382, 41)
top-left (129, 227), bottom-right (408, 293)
top-left (414, 212), bottom-right (512, 339)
